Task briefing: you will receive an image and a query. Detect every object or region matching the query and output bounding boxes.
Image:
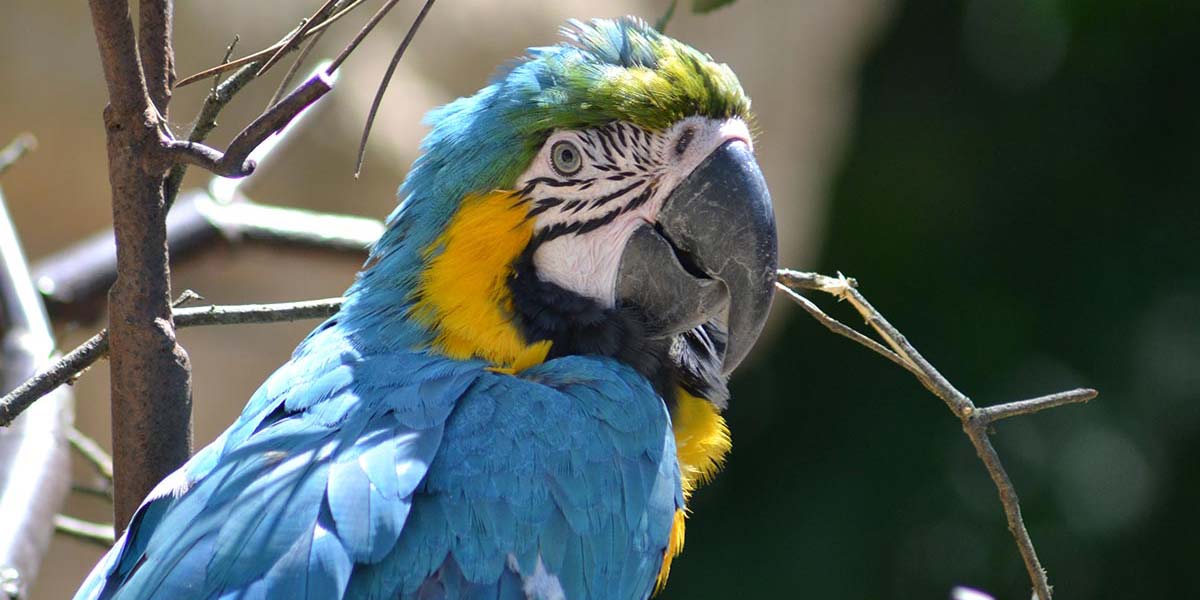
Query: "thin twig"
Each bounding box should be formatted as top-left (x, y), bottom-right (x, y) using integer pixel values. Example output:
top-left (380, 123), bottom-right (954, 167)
top-left (71, 482), bottom-right (114, 501)
top-left (0, 298), bottom-right (343, 427)
top-left (0, 333), bottom-right (108, 427)
top-left (258, 0), bottom-right (340, 77)
top-left (775, 268), bottom-right (1098, 600)
top-left (54, 515), bottom-right (115, 548)
top-left (164, 39), bottom-right (251, 210)
top-left (267, 3), bottom-right (341, 110)
top-left (326, 0), bottom-right (406, 74)
top-left (0, 133), bottom-right (37, 177)
top-left (164, 72), bottom-right (334, 178)
top-left (175, 0), bottom-right (368, 87)
top-left (774, 282), bottom-right (914, 374)
top-left (67, 426), bottom-right (114, 480)
top-left (173, 297), bottom-right (342, 327)
top-left (354, 0), bottom-right (436, 177)
top-left (975, 389), bottom-right (1097, 425)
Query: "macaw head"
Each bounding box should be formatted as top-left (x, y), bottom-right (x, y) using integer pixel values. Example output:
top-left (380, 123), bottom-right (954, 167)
top-left (345, 16), bottom-right (776, 409)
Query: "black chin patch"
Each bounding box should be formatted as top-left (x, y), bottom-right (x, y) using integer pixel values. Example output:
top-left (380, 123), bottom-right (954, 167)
top-left (508, 246), bottom-right (729, 408)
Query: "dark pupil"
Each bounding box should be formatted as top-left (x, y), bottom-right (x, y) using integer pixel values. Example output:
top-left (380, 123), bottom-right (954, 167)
top-left (560, 148), bottom-right (574, 163)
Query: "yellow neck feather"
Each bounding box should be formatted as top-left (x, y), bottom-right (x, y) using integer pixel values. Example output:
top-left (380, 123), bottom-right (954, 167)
top-left (411, 191), bottom-right (551, 370)
top-left (656, 388), bottom-right (732, 591)
top-left (411, 192), bottom-right (729, 592)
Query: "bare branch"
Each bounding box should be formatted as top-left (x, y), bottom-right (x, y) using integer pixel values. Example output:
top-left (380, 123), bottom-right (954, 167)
top-left (355, 0), bottom-right (437, 177)
top-left (87, 0), bottom-right (194, 530)
top-left (54, 515), bottom-right (115, 548)
top-left (257, 0), bottom-right (339, 77)
top-left (173, 297), bottom-right (342, 327)
top-left (0, 298), bottom-right (343, 427)
top-left (975, 389), bottom-right (1097, 425)
top-left (773, 282), bottom-right (914, 374)
top-left (775, 268), bottom-right (1098, 600)
top-left (326, 0), bottom-right (407, 74)
top-left (35, 191), bottom-right (380, 322)
top-left (138, 0), bottom-right (175, 114)
top-left (175, 0), bottom-right (369, 87)
top-left (163, 39), bottom-right (254, 210)
top-left (0, 332), bottom-right (107, 428)
top-left (267, 5), bottom-right (341, 110)
top-left (0, 133), bottom-right (37, 177)
top-left (68, 427), bottom-right (114, 481)
top-left (164, 72), bottom-right (335, 178)
top-left (86, 0), bottom-right (150, 115)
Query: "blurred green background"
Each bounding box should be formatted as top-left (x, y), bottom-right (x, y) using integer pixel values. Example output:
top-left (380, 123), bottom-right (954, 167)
top-left (668, 1), bottom-right (1200, 598)
top-left (2, 0), bottom-right (1197, 598)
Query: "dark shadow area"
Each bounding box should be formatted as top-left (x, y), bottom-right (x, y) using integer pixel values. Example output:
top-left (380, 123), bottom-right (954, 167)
top-left (665, 0), bottom-right (1200, 597)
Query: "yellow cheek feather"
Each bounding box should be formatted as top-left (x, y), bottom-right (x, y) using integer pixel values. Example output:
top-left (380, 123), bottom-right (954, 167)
top-left (414, 193), bottom-right (727, 592)
top-left (656, 388), bottom-right (732, 592)
top-left (411, 191), bottom-right (551, 370)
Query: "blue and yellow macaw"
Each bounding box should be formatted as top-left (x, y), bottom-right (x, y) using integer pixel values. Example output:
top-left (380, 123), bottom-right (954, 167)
top-left (75, 17), bottom-right (777, 600)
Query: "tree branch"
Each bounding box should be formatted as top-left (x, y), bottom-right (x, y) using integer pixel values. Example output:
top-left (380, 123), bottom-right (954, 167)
top-left (0, 298), bottom-right (343, 428)
top-left (257, 0), bottom-right (339, 77)
top-left (53, 515), bottom-right (115, 548)
top-left (138, 0), bottom-right (174, 115)
top-left (88, 0), bottom-right (193, 531)
top-left (34, 191), bottom-right (379, 323)
top-left (163, 71), bottom-right (335, 178)
top-left (68, 427), bottom-right (114, 481)
top-left (175, 0), bottom-right (369, 87)
top-left (974, 389), bottom-right (1097, 425)
top-left (775, 268), bottom-right (1097, 600)
top-left (87, 0), bottom-right (150, 116)
top-left (163, 57), bottom-right (258, 211)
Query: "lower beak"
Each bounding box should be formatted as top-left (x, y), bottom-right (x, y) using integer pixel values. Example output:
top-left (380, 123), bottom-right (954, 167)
top-left (616, 139), bottom-right (778, 375)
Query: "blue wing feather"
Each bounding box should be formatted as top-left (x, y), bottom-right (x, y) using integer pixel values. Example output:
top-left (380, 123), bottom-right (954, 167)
top-left (75, 327), bottom-right (679, 600)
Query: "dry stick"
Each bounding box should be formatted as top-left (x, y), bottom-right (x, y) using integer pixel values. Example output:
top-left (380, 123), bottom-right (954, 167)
top-left (257, 0), bottom-right (340, 77)
top-left (975, 389), bottom-right (1097, 424)
top-left (774, 283), bottom-right (914, 375)
top-left (354, 0), bottom-right (436, 177)
top-left (776, 269), bottom-right (1096, 600)
top-left (54, 515), bottom-right (115, 548)
top-left (68, 427), bottom-right (114, 481)
top-left (139, 0), bottom-right (175, 115)
top-left (0, 298), bottom-right (343, 427)
top-left (163, 39), bottom-right (253, 211)
top-left (165, 72), bottom-right (334, 178)
top-left (0, 133), bottom-right (37, 177)
top-left (326, 0), bottom-right (407, 74)
top-left (175, 0), bottom-right (369, 87)
top-left (267, 14), bottom-right (335, 110)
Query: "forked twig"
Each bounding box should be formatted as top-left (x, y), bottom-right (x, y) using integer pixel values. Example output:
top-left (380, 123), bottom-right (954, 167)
top-left (775, 268), bottom-right (1096, 600)
top-left (175, 0), bottom-right (369, 87)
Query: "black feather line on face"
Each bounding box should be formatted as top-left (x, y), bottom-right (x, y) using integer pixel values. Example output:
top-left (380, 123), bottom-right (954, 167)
top-left (507, 244), bottom-right (729, 408)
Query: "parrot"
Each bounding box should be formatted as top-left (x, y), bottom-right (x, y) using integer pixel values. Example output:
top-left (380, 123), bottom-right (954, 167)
top-left (74, 16), bottom-right (777, 600)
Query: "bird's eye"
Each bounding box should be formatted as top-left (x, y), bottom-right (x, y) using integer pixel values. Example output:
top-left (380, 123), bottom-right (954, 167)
top-left (550, 140), bottom-right (583, 176)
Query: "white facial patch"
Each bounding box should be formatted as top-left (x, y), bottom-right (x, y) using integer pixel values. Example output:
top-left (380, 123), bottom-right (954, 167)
top-left (516, 117), bottom-right (752, 306)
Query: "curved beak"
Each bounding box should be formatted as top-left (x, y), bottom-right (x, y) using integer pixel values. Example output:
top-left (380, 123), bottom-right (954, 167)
top-left (616, 140), bottom-right (778, 375)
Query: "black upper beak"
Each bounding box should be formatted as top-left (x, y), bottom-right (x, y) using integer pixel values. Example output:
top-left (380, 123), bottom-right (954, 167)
top-left (616, 139), bottom-right (777, 375)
